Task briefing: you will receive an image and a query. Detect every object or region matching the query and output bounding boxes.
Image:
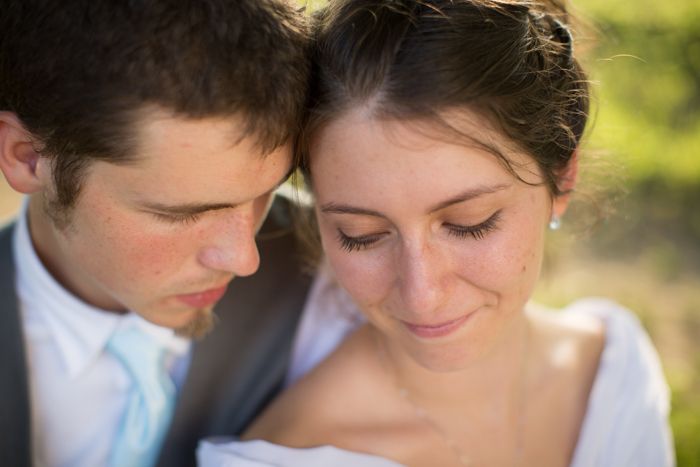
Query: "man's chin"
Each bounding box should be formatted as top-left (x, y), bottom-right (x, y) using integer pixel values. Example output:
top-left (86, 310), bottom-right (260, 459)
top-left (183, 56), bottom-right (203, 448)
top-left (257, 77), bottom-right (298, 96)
top-left (174, 307), bottom-right (218, 340)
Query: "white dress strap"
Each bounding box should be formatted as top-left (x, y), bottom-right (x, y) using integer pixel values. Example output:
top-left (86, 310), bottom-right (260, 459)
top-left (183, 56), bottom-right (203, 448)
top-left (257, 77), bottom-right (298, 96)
top-left (198, 438), bottom-right (405, 467)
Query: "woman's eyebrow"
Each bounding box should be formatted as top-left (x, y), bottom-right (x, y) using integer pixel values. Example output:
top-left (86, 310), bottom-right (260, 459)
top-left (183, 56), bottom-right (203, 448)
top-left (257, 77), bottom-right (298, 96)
top-left (428, 183), bottom-right (511, 213)
top-left (320, 183), bottom-right (511, 219)
top-left (320, 203), bottom-right (385, 218)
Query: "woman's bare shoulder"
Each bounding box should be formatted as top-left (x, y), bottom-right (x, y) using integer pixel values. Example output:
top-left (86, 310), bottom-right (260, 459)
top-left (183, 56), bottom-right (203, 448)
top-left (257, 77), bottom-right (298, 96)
top-left (528, 302), bottom-right (606, 371)
top-left (527, 303), bottom-right (606, 409)
top-left (523, 304), bottom-right (607, 459)
top-left (243, 325), bottom-right (391, 448)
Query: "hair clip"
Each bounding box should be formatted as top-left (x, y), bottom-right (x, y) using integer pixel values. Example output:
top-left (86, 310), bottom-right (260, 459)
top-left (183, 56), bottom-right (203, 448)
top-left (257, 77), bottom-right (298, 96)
top-left (527, 11), bottom-right (574, 68)
top-left (549, 18), bottom-right (574, 67)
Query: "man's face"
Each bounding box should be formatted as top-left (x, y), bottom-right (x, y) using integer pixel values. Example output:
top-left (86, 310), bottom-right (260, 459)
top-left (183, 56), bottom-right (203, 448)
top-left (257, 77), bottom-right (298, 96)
top-left (30, 111), bottom-right (291, 336)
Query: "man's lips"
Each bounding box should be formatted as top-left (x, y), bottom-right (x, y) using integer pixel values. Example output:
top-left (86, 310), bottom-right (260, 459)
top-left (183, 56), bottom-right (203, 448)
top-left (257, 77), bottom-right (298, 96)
top-left (401, 314), bottom-right (473, 339)
top-left (175, 285), bottom-right (228, 308)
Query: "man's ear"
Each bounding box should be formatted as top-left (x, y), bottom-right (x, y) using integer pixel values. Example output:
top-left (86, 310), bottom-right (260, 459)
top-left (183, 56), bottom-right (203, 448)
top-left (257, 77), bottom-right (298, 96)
top-left (551, 149), bottom-right (579, 219)
top-left (0, 112), bottom-right (47, 194)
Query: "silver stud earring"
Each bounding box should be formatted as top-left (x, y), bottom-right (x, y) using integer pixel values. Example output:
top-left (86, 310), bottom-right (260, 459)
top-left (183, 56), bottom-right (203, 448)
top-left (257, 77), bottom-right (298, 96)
top-left (549, 215), bottom-right (561, 231)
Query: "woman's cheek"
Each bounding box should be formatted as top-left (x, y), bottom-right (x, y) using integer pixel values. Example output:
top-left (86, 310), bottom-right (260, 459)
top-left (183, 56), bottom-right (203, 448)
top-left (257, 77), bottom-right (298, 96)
top-left (327, 247), bottom-right (392, 308)
top-left (448, 227), bottom-right (538, 294)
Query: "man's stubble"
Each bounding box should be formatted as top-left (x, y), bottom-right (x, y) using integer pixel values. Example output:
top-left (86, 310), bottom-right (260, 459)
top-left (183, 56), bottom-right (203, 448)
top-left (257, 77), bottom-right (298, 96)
top-left (175, 307), bottom-right (218, 340)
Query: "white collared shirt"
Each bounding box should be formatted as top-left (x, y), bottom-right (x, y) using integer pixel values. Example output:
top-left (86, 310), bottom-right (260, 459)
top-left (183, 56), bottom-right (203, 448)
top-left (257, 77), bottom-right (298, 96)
top-left (14, 204), bottom-right (190, 467)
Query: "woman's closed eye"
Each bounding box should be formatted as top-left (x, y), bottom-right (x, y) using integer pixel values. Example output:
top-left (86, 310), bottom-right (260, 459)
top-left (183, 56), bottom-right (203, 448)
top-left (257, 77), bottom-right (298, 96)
top-left (336, 210), bottom-right (501, 252)
top-left (443, 210), bottom-right (502, 240)
top-left (337, 230), bottom-right (389, 252)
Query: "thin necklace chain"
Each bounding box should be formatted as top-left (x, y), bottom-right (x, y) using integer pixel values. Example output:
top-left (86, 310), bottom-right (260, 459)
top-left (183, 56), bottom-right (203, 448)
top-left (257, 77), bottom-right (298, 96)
top-left (374, 322), bottom-right (531, 467)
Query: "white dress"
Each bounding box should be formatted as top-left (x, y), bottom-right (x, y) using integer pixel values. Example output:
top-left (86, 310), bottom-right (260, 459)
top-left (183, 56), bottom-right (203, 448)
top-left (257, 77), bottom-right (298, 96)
top-left (198, 298), bottom-right (675, 467)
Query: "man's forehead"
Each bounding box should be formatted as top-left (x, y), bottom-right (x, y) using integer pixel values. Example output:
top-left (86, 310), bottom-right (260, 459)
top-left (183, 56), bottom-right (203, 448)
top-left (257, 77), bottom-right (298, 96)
top-left (68, 107), bottom-right (293, 203)
top-left (99, 147), bottom-right (290, 210)
top-left (134, 108), bottom-right (254, 156)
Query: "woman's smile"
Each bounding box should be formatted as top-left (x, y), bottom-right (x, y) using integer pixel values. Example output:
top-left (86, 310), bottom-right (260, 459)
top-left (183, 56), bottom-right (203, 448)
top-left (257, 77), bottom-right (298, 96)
top-left (400, 312), bottom-right (475, 339)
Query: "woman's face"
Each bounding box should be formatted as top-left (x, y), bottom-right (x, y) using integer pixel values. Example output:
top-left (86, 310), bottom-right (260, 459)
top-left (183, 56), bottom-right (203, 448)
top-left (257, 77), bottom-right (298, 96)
top-left (310, 109), bottom-right (570, 371)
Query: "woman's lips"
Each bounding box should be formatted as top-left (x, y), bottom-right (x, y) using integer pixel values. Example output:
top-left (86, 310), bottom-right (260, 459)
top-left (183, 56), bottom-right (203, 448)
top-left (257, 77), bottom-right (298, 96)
top-left (175, 285), bottom-right (228, 308)
top-left (402, 314), bottom-right (473, 339)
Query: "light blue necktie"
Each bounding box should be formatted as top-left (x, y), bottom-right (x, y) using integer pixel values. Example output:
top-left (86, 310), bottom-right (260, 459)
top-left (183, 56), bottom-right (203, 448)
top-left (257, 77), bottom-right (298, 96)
top-left (107, 326), bottom-right (175, 467)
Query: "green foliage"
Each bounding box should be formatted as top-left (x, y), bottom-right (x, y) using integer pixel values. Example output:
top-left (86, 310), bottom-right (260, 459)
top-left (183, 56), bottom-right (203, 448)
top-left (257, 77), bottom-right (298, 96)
top-left (577, 0), bottom-right (700, 29)
top-left (577, 3), bottom-right (700, 463)
top-left (580, 0), bottom-right (700, 188)
top-left (671, 374), bottom-right (700, 467)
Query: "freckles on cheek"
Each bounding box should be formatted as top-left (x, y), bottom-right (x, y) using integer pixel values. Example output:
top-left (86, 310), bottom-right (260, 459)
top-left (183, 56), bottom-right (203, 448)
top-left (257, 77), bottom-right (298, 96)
top-left (328, 252), bottom-right (389, 306)
top-left (471, 232), bottom-right (539, 289)
top-left (116, 230), bottom-right (188, 278)
top-left (502, 233), bottom-right (545, 293)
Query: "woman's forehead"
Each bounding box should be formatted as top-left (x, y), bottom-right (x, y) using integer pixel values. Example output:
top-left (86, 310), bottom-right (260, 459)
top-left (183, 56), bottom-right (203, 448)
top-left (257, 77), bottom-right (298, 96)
top-left (310, 107), bottom-right (539, 181)
top-left (314, 105), bottom-right (524, 155)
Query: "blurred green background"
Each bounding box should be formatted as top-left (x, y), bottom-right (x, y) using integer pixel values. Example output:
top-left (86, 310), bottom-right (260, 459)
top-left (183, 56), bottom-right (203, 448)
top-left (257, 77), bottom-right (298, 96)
top-left (536, 1), bottom-right (700, 465)
top-left (1, 0), bottom-right (698, 463)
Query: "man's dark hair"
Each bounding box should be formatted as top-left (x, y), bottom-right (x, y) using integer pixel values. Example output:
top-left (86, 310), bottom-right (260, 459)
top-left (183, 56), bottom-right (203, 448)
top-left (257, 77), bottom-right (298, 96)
top-left (0, 0), bottom-right (309, 211)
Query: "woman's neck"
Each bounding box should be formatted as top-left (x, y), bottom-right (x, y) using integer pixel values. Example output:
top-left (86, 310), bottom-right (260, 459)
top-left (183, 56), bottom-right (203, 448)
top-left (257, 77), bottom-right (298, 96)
top-left (374, 311), bottom-right (532, 411)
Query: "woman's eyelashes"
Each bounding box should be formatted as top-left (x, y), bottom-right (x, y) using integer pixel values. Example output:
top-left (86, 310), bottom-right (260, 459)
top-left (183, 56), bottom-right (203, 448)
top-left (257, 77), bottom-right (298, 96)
top-left (336, 210), bottom-right (502, 252)
top-left (337, 230), bottom-right (388, 252)
top-left (444, 210), bottom-right (502, 240)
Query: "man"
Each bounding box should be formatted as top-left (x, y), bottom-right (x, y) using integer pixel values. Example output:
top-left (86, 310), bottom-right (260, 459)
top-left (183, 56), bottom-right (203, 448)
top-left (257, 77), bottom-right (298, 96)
top-left (0, 1), bottom-right (313, 466)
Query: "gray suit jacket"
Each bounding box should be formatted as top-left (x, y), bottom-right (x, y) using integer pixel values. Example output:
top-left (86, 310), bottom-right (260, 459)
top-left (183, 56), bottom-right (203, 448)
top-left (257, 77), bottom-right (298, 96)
top-left (0, 198), bottom-right (312, 467)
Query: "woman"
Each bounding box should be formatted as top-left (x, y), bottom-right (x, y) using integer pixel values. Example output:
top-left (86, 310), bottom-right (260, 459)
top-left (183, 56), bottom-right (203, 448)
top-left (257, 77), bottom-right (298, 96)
top-left (200, 0), bottom-right (674, 465)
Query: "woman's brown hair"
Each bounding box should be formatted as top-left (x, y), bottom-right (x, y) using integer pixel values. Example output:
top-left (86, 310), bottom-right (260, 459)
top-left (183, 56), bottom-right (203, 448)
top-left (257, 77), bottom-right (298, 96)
top-left (298, 0), bottom-right (589, 196)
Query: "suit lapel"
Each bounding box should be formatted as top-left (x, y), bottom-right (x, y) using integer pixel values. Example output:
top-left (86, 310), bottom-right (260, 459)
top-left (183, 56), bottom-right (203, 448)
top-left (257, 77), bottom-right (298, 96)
top-left (157, 199), bottom-right (312, 467)
top-left (0, 223), bottom-right (32, 467)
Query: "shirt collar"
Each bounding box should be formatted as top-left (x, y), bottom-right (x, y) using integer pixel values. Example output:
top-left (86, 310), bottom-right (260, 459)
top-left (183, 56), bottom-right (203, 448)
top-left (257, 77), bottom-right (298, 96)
top-left (13, 200), bottom-right (189, 379)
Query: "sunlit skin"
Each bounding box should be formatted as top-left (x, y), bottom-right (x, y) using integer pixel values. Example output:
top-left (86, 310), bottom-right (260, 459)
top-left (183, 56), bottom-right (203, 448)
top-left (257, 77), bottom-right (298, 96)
top-left (311, 108), bottom-right (567, 373)
top-left (26, 109), bottom-right (291, 333)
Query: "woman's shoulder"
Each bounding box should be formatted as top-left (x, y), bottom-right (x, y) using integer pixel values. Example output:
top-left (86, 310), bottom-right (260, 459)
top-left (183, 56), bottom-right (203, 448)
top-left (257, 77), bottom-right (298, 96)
top-left (530, 297), bottom-right (669, 401)
top-left (560, 297), bottom-right (669, 393)
top-left (545, 298), bottom-right (675, 466)
top-left (565, 297), bottom-right (671, 407)
top-left (528, 299), bottom-right (607, 384)
top-left (529, 297), bottom-right (662, 372)
top-left (243, 325), bottom-right (395, 449)
top-left (198, 327), bottom-right (406, 466)
top-left (527, 298), bottom-right (674, 466)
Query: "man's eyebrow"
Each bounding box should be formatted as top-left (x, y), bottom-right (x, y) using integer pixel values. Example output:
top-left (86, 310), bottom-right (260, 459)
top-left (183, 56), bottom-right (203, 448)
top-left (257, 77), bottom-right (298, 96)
top-left (320, 183), bottom-right (511, 218)
top-left (141, 167), bottom-right (294, 216)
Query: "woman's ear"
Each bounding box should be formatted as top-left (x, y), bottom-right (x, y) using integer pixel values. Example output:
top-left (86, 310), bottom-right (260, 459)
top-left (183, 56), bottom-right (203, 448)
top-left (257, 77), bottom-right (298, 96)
top-left (0, 112), bottom-right (46, 194)
top-left (551, 149), bottom-right (579, 219)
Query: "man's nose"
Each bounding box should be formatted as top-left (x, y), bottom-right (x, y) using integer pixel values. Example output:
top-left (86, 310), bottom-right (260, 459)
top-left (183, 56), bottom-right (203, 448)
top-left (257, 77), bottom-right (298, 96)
top-left (197, 206), bottom-right (261, 277)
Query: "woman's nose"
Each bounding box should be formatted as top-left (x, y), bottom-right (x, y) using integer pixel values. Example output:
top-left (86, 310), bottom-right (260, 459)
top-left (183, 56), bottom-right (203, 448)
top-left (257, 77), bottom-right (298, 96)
top-left (397, 240), bottom-right (447, 317)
